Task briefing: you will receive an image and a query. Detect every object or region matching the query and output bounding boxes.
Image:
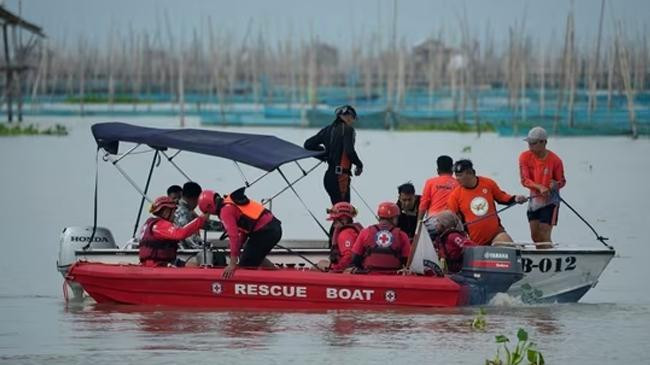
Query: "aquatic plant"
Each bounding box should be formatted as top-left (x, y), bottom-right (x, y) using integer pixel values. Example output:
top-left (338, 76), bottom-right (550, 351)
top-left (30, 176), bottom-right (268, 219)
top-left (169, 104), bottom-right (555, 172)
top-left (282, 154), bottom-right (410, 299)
top-left (486, 328), bottom-right (545, 365)
top-left (0, 123), bottom-right (68, 136)
top-left (471, 308), bottom-right (487, 331)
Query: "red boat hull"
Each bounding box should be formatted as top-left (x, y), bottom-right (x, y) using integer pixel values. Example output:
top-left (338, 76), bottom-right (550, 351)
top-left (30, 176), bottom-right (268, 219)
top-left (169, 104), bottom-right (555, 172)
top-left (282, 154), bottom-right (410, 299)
top-left (67, 262), bottom-right (468, 309)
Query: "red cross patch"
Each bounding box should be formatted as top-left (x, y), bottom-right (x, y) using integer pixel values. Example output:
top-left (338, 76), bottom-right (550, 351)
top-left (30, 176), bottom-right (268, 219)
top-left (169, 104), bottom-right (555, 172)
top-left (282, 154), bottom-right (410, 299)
top-left (374, 230), bottom-right (394, 248)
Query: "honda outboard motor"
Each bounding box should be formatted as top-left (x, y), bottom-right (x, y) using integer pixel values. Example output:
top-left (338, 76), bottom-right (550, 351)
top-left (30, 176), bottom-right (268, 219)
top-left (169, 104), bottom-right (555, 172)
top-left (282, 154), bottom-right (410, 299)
top-left (57, 226), bottom-right (118, 275)
top-left (451, 246), bottom-right (523, 305)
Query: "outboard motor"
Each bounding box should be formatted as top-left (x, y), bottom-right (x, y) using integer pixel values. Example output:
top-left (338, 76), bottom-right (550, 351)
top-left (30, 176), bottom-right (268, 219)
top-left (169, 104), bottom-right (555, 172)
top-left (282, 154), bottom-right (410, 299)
top-left (57, 226), bottom-right (118, 275)
top-left (451, 246), bottom-right (523, 305)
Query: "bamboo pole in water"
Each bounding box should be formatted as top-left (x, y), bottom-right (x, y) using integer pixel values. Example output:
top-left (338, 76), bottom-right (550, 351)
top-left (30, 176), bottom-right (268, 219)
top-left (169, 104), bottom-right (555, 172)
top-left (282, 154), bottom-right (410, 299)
top-left (588, 0), bottom-right (606, 118)
top-left (615, 21), bottom-right (638, 138)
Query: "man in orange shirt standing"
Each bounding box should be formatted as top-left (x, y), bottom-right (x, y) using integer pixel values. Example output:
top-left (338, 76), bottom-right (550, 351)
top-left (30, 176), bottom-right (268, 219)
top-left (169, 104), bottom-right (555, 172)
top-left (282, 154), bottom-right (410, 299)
top-left (519, 126), bottom-right (566, 244)
top-left (447, 159), bottom-right (527, 245)
top-left (418, 155), bottom-right (458, 221)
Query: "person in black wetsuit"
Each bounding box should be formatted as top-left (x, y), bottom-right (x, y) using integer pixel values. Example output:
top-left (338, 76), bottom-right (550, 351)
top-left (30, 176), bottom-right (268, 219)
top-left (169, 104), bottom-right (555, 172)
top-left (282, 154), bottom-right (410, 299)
top-left (304, 105), bottom-right (364, 204)
top-left (395, 182), bottom-right (421, 241)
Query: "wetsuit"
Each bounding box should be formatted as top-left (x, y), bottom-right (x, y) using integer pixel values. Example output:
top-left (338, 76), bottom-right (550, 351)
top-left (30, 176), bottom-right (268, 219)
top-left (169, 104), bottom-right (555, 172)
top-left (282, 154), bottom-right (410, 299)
top-left (396, 195), bottom-right (421, 240)
top-left (304, 118), bottom-right (363, 204)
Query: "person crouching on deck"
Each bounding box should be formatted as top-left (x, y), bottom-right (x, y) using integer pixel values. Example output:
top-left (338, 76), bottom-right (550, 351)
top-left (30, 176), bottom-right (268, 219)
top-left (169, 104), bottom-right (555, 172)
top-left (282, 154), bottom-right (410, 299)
top-left (317, 202), bottom-right (364, 272)
top-left (139, 196), bottom-right (208, 267)
top-left (425, 210), bottom-right (477, 274)
top-left (348, 202), bottom-right (411, 273)
top-left (199, 188), bottom-right (282, 279)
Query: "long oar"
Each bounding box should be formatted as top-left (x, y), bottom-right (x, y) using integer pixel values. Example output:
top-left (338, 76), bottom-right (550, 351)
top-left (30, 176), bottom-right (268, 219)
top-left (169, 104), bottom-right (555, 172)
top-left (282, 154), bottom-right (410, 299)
top-left (559, 197), bottom-right (613, 250)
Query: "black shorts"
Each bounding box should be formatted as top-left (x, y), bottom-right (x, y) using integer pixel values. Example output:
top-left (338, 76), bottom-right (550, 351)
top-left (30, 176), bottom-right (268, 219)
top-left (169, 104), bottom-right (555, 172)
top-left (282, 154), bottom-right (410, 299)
top-left (527, 204), bottom-right (559, 225)
top-left (239, 217), bottom-right (282, 267)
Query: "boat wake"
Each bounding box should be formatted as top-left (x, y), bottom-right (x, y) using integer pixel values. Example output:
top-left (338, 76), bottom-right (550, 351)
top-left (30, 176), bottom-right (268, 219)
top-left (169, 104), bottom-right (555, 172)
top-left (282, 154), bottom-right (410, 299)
top-left (488, 293), bottom-right (525, 306)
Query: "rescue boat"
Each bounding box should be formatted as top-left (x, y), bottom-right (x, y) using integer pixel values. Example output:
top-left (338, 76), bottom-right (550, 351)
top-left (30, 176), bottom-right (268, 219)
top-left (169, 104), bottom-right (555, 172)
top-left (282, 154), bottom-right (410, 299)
top-left (66, 244), bottom-right (523, 309)
top-left (57, 122), bottom-right (615, 305)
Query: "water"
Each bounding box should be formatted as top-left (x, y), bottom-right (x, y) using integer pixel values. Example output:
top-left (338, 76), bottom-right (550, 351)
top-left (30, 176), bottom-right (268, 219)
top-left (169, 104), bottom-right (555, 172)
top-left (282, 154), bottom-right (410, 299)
top-left (1, 116), bottom-right (650, 363)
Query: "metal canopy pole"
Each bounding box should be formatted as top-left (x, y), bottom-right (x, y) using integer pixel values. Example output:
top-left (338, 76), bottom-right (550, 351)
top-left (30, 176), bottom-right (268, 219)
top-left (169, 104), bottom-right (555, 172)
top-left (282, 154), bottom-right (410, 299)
top-left (132, 150), bottom-right (160, 237)
top-left (262, 161), bottom-right (323, 205)
top-left (162, 150), bottom-right (192, 181)
top-left (276, 166), bottom-right (329, 238)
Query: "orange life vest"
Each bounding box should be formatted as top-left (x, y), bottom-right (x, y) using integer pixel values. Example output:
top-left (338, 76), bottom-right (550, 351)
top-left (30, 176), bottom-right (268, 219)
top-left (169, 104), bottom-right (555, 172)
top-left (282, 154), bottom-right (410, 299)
top-left (223, 196), bottom-right (267, 233)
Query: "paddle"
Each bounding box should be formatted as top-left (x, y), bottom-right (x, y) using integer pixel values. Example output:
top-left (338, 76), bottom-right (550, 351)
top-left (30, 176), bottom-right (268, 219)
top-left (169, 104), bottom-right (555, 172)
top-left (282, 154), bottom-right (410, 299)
top-left (559, 196), bottom-right (613, 250)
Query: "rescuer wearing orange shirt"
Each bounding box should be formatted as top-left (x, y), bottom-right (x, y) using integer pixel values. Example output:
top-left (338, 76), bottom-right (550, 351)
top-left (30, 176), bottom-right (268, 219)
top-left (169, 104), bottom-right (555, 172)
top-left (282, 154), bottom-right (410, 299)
top-left (447, 159), bottom-right (527, 245)
top-left (519, 126), bottom-right (566, 244)
top-left (418, 155), bottom-right (458, 221)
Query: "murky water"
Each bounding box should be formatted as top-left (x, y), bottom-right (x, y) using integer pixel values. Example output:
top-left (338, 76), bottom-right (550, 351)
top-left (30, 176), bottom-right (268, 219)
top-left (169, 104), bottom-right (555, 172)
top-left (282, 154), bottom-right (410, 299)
top-left (1, 116), bottom-right (649, 363)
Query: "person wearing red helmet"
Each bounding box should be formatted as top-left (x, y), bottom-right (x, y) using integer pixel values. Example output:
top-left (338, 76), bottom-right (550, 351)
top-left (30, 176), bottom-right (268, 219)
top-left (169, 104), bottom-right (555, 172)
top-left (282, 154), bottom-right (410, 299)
top-left (316, 202), bottom-right (364, 272)
top-left (138, 196), bottom-right (209, 267)
top-left (348, 202), bottom-right (411, 272)
top-left (199, 188), bottom-right (282, 278)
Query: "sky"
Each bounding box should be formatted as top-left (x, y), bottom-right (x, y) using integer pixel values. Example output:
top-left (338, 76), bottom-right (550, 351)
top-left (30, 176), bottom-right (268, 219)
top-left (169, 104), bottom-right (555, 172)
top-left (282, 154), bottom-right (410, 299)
top-left (4, 0), bottom-right (649, 50)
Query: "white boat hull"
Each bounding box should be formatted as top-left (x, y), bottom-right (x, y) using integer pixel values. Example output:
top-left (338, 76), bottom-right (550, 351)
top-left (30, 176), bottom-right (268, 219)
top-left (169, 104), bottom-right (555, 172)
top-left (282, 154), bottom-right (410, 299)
top-left (59, 239), bottom-right (614, 303)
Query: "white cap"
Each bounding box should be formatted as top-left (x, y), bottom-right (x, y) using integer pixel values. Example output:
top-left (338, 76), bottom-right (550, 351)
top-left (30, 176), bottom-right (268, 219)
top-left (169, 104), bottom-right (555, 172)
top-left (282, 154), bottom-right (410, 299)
top-left (524, 126), bottom-right (548, 142)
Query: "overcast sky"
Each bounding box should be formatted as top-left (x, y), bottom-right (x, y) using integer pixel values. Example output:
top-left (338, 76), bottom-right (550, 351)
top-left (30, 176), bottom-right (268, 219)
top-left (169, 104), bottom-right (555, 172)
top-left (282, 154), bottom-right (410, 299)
top-left (5, 0), bottom-right (649, 50)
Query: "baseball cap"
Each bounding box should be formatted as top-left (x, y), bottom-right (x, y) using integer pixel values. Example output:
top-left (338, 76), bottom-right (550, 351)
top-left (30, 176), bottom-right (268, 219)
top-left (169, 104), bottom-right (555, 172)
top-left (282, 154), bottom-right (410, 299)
top-left (453, 159), bottom-right (474, 173)
top-left (524, 126), bottom-right (548, 142)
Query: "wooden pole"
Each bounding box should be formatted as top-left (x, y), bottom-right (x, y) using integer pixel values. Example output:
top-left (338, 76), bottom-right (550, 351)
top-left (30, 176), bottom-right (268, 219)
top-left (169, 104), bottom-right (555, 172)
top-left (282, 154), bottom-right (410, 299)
top-left (3, 24), bottom-right (13, 122)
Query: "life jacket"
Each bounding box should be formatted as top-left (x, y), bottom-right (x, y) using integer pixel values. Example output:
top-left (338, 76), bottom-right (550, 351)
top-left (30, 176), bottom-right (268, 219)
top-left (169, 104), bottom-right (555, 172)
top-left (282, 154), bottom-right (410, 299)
top-left (361, 223), bottom-right (404, 270)
top-left (138, 217), bottom-right (178, 265)
top-left (223, 196), bottom-right (267, 233)
top-left (436, 229), bottom-right (473, 273)
top-left (329, 222), bottom-right (363, 263)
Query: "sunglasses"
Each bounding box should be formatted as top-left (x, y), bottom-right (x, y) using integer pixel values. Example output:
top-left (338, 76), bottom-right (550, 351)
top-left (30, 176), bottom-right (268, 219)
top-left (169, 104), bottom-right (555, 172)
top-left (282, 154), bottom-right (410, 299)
top-left (528, 140), bottom-right (545, 145)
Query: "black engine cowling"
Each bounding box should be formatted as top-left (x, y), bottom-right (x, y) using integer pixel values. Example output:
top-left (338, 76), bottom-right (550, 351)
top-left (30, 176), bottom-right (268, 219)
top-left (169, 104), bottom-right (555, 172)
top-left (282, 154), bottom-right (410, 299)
top-left (450, 246), bottom-right (523, 305)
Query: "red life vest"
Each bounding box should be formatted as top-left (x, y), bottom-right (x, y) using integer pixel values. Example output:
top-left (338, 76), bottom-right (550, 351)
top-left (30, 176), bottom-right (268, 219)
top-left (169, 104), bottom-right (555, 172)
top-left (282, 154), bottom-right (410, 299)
top-left (362, 223), bottom-right (404, 270)
top-left (436, 229), bottom-right (474, 273)
top-left (223, 196), bottom-right (268, 233)
top-left (138, 217), bottom-right (179, 265)
top-left (330, 222), bottom-right (363, 264)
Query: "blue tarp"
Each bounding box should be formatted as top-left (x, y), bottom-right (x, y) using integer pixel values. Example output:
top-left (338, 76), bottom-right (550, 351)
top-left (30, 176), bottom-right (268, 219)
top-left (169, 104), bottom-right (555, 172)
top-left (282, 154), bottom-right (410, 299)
top-left (91, 122), bottom-right (323, 171)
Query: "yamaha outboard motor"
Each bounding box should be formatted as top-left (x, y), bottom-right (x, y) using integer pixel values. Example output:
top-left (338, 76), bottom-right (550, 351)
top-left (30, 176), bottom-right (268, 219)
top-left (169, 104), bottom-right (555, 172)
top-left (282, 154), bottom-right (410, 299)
top-left (57, 226), bottom-right (118, 275)
top-left (451, 246), bottom-right (523, 305)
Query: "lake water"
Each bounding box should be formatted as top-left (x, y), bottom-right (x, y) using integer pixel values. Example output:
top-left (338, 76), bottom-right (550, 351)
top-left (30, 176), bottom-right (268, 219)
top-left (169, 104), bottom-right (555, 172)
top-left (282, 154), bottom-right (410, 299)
top-left (1, 116), bottom-right (649, 364)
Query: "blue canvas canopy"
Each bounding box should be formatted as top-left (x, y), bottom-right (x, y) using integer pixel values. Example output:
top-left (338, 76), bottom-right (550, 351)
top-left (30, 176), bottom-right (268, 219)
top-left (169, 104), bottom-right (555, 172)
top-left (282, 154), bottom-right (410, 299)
top-left (92, 122), bottom-right (323, 172)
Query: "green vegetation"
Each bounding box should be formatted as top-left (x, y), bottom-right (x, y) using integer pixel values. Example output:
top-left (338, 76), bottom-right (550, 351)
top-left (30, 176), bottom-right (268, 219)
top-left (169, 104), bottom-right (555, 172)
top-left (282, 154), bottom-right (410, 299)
top-left (397, 120), bottom-right (496, 132)
top-left (0, 123), bottom-right (68, 136)
top-left (471, 309), bottom-right (545, 365)
top-left (64, 94), bottom-right (148, 104)
top-left (471, 308), bottom-right (487, 331)
top-left (486, 328), bottom-right (545, 365)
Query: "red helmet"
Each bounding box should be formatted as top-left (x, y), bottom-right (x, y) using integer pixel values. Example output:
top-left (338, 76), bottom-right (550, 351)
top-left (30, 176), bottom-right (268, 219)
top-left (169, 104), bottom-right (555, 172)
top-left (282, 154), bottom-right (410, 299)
top-left (326, 202), bottom-right (357, 221)
top-left (198, 190), bottom-right (217, 214)
top-left (377, 202), bottom-right (399, 219)
top-left (150, 196), bottom-right (177, 214)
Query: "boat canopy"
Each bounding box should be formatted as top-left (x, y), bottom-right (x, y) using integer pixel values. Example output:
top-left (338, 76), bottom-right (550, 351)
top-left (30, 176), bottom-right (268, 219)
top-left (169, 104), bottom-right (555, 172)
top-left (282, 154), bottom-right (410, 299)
top-left (91, 122), bottom-right (324, 171)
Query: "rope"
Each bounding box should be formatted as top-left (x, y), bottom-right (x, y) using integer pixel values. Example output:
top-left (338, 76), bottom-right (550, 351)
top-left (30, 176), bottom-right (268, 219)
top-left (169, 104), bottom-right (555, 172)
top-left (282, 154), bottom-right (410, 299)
top-left (559, 196), bottom-right (613, 250)
top-left (351, 185), bottom-right (379, 220)
top-left (276, 167), bottom-right (330, 238)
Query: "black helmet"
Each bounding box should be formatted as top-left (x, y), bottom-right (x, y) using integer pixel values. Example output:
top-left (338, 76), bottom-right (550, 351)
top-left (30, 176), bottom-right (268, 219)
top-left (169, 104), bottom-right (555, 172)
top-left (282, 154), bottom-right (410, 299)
top-left (335, 105), bottom-right (357, 119)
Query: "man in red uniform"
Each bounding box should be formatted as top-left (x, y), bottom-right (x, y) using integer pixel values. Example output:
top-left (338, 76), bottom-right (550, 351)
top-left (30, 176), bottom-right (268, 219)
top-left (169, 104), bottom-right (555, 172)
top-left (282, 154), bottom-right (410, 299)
top-left (447, 159), bottom-right (527, 245)
top-left (200, 188), bottom-right (282, 279)
top-left (425, 210), bottom-right (477, 273)
top-left (418, 155), bottom-right (458, 221)
top-left (316, 202), bottom-right (364, 272)
top-left (349, 202), bottom-right (411, 272)
top-left (519, 126), bottom-right (566, 243)
top-left (138, 196), bottom-right (208, 267)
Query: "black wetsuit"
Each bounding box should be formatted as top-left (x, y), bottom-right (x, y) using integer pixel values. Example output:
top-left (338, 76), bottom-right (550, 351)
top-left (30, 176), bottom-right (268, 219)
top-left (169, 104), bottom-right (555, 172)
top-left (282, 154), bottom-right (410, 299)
top-left (396, 195), bottom-right (421, 241)
top-left (304, 118), bottom-right (363, 204)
